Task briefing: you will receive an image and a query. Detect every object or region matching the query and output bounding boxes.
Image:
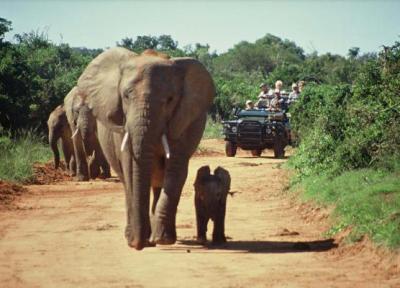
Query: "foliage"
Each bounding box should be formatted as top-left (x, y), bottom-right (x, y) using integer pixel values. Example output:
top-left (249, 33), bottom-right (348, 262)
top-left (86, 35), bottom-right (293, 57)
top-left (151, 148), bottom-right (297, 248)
top-left (288, 41), bottom-right (400, 248)
top-left (0, 130), bottom-right (52, 183)
top-left (290, 41), bottom-right (400, 178)
top-left (202, 117), bottom-right (223, 139)
top-left (297, 166), bottom-right (400, 248)
top-left (0, 29), bottom-right (93, 131)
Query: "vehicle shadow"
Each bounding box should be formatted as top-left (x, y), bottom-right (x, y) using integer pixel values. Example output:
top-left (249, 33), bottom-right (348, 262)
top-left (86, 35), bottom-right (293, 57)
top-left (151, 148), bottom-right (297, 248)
top-left (167, 238), bottom-right (338, 254)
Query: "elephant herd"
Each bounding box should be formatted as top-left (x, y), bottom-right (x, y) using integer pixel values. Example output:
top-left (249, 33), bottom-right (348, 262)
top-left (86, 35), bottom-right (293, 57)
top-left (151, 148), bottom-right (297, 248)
top-left (46, 47), bottom-right (234, 250)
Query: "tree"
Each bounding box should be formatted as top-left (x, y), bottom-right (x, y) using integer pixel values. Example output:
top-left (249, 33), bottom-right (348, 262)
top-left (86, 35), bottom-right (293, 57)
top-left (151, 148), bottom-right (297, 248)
top-left (0, 17), bottom-right (12, 44)
top-left (158, 35), bottom-right (178, 50)
top-left (348, 47), bottom-right (360, 59)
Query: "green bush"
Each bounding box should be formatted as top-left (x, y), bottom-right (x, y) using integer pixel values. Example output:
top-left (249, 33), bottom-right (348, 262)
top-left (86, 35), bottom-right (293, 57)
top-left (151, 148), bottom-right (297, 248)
top-left (202, 117), bottom-right (223, 139)
top-left (0, 130), bottom-right (52, 183)
top-left (298, 166), bottom-right (400, 248)
top-left (289, 41), bottom-right (400, 248)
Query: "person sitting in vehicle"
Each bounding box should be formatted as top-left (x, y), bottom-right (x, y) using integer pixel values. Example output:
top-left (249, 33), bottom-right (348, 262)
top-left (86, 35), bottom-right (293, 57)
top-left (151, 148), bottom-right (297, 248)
top-left (298, 80), bottom-right (305, 93)
top-left (245, 100), bottom-right (255, 110)
top-left (288, 83), bottom-right (300, 105)
top-left (257, 83), bottom-right (273, 108)
top-left (269, 89), bottom-right (285, 111)
top-left (272, 80), bottom-right (287, 96)
top-left (258, 83), bottom-right (269, 99)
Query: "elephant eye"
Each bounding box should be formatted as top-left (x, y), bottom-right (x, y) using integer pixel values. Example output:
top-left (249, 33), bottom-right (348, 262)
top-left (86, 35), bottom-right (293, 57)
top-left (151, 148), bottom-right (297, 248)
top-left (124, 87), bottom-right (134, 99)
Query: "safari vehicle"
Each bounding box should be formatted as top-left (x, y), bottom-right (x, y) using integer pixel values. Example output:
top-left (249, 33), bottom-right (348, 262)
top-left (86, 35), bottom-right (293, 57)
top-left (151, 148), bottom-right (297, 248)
top-left (222, 109), bottom-right (289, 158)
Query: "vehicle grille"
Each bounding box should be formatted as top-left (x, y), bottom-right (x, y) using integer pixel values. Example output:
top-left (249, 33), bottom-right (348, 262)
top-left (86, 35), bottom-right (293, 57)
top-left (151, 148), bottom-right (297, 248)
top-left (238, 121), bottom-right (262, 145)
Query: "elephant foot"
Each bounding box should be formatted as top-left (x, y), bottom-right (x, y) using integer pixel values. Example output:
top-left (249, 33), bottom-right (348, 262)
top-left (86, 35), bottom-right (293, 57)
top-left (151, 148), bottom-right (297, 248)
top-left (149, 223), bottom-right (176, 245)
top-left (212, 234), bottom-right (227, 245)
top-left (102, 169), bottom-right (111, 179)
top-left (196, 236), bottom-right (207, 245)
top-left (127, 239), bottom-right (155, 250)
top-left (74, 174), bottom-right (89, 181)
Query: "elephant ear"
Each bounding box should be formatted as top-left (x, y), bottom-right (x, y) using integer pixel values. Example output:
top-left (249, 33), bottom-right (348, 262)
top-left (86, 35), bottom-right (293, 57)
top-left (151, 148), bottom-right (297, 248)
top-left (214, 166), bottom-right (231, 194)
top-left (194, 165), bottom-right (211, 195)
top-left (169, 58), bottom-right (215, 140)
top-left (77, 47), bottom-right (137, 132)
top-left (64, 86), bottom-right (79, 127)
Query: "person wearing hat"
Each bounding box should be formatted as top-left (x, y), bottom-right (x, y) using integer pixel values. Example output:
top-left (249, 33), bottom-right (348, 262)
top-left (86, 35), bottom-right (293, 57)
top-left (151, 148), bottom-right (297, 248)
top-left (269, 89), bottom-right (284, 111)
top-left (256, 83), bottom-right (270, 108)
top-left (245, 100), bottom-right (255, 110)
top-left (258, 83), bottom-right (269, 99)
top-left (288, 82), bottom-right (300, 105)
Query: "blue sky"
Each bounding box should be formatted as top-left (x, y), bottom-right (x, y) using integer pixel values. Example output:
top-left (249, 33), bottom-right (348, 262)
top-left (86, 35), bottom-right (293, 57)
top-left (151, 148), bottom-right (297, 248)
top-left (3, 0), bottom-right (400, 55)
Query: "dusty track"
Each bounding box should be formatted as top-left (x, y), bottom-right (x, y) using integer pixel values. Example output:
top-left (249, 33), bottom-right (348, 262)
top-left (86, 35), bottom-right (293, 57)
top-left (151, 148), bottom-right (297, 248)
top-left (0, 139), bottom-right (399, 288)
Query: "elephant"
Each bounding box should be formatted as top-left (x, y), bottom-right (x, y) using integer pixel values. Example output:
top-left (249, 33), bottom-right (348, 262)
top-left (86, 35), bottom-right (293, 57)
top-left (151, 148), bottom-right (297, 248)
top-left (194, 165), bottom-right (231, 245)
top-left (47, 105), bottom-right (76, 175)
top-left (64, 87), bottom-right (111, 181)
top-left (76, 47), bottom-right (215, 250)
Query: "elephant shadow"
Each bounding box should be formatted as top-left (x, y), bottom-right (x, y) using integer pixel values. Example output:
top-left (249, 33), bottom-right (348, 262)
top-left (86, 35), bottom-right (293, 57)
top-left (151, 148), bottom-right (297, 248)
top-left (173, 238), bottom-right (337, 254)
top-left (239, 155), bottom-right (291, 160)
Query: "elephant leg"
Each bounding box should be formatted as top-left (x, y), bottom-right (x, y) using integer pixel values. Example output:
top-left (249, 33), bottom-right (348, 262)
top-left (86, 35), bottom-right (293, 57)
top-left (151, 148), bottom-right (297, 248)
top-left (149, 186), bottom-right (162, 242)
top-left (151, 187), bottom-right (162, 215)
top-left (69, 156), bottom-right (76, 177)
top-left (72, 132), bottom-right (89, 181)
top-left (195, 199), bottom-right (208, 244)
top-left (61, 134), bottom-right (74, 171)
top-left (89, 155), bottom-right (100, 179)
top-left (150, 155), bottom-right (189, 245)
top-left (212, 203), bottom-right (227, 244)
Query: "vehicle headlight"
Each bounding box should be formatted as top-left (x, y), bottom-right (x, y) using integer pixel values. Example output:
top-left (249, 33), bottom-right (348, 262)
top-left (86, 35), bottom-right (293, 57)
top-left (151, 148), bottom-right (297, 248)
top-left (266, 128), bottom-right (272, 134)
top-left (231, 126), bottom-right (237, 133)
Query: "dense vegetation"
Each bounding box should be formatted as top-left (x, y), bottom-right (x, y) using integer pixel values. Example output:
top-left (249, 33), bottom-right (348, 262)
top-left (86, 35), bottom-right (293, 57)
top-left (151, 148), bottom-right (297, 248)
top-left (288, 41), bottom-right (400, 248)
top-left (0, 130), bottom-right (51, 182)
top-left (0, 17), bottom-right (377, 132)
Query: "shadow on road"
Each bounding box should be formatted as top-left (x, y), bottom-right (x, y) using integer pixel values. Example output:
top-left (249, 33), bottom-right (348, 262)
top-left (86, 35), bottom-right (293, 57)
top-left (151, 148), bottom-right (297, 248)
top-left (169, 238), bottom-right (338, 254)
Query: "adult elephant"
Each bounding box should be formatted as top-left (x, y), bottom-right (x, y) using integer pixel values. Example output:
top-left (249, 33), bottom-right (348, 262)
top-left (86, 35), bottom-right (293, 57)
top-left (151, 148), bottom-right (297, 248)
top-left (47, 105), bottom-right (76, 175)
top-left (64, 87), bottom-right (111, 181)
top-left (77, 48), bottom-right (215, 250)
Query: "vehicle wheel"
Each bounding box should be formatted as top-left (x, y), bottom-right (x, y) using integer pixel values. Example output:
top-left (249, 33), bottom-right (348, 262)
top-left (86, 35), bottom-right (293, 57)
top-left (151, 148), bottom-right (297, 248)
top-left (274, 138), bottom-right (285, 159)
top-left (225, 141), bottom-right (237, 157)
top-left (251, 149), bottom-right (262, 157)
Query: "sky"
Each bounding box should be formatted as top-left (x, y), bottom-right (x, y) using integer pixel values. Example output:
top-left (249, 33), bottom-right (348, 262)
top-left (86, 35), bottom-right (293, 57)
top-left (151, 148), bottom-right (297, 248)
top-left (2, 0), bottom-right (400, 56)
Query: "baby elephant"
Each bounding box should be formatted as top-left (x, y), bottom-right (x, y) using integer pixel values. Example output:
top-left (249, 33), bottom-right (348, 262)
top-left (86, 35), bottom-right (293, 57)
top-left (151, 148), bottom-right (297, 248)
top-left (194, 165), bottom-right (231, 244)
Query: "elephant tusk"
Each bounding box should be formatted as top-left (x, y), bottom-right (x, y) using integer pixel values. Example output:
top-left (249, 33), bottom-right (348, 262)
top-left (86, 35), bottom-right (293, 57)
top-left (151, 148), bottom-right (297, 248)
top-left (162, 134), bottom-right (170, 159)
top-left (121, 132), bottom-right (129, 152)
top-left (71, 129), bottom-right (79, 139)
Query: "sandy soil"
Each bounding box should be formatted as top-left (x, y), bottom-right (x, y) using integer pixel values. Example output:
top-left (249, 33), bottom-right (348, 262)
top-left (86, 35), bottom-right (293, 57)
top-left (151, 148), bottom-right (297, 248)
top-left (0, 139), bottom-right (399, 288)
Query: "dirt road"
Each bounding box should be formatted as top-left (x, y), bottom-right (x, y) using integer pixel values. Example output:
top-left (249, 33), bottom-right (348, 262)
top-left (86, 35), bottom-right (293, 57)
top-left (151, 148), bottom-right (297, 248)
top-left (0, 140), bottom-right (398, 288)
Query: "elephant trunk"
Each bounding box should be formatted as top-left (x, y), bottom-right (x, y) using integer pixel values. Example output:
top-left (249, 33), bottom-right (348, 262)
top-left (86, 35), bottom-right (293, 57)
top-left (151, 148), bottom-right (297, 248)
top-left (124, 103), bottom-right (160, 250)
top-left (49, 130), bottom-right (60, 169)
top-left (77, 105), bottom-right (96, 156)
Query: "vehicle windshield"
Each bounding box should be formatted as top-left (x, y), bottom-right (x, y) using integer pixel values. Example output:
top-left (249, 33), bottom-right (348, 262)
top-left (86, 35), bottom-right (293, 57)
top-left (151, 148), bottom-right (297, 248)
top-left (237, 109), bottom-right (285, 121)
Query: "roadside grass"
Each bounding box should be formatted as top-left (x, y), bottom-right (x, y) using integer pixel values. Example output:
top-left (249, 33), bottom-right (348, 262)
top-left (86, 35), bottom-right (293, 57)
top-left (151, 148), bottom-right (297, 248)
top-left (0, 130), bottom-right (52, 183)
top-left (292, 167), bottom-right (400, 249)
top-left (202, 117), bottom-right (223, 139)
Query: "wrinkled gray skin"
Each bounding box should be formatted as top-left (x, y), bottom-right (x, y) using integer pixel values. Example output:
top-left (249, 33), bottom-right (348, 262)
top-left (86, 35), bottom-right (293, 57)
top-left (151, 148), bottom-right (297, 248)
top-left (47, 105), bottom-right (76, 175)
top-left (76, 48), bottom-right (215, 250)
top-left (64, 87), bottom-right (111, 181)
top-left (194, 166), bottom-right (231, 244)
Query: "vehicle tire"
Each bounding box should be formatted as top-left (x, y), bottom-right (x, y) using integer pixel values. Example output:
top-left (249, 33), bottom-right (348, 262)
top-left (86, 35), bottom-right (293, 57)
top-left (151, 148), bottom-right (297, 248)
top-left (251, 149), bottom-right (262, 157)
top-left (274, 138), bottom-right (285, 159)
top-left (225, 141), bottom-right (237, 157)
